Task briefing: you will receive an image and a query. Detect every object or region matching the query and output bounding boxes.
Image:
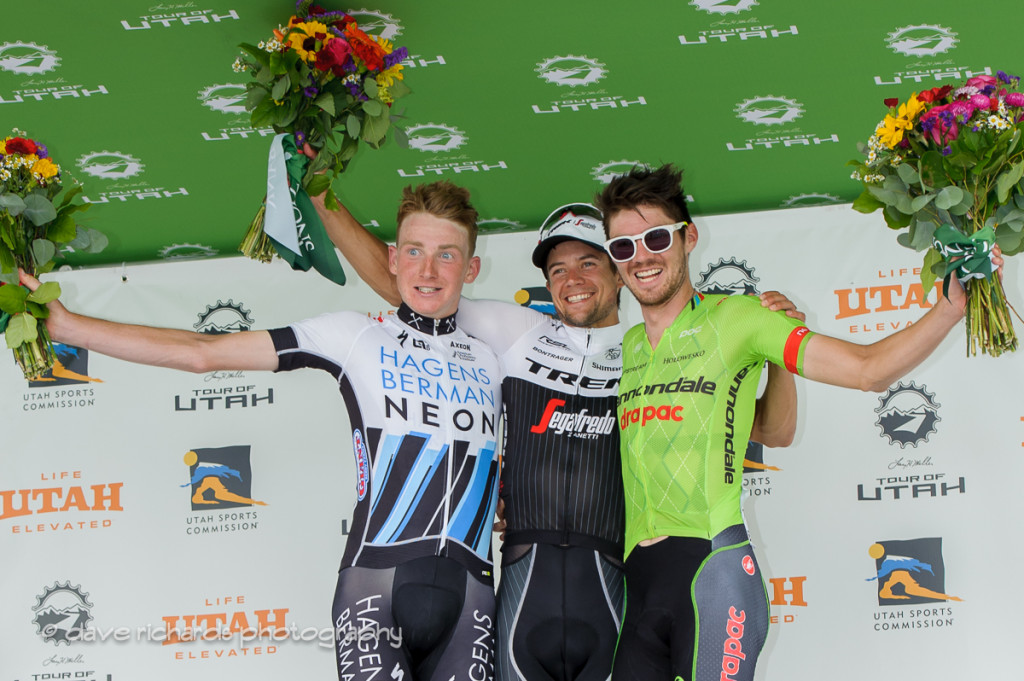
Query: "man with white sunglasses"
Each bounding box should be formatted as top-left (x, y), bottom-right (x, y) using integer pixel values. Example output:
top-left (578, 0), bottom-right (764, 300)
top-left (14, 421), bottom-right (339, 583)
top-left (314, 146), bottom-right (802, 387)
top-left (311, 195), bottom-right (803, 681)
top-left (596, 163), bottom-right (986, 681)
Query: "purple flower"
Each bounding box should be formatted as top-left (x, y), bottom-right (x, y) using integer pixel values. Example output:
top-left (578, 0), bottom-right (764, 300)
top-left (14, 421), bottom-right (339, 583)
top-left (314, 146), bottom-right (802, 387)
top-left (998, 70), bottom-right (1012, 84)
top-left (1006, 92), bottom-right (1024, 107)
top-left (385, 47), bottom-right (408, 69)
top-left (303, 86), bottom-right (318, 97)
top-left (294, 130), bottom-right (307, 146)
top-left (941, 146), bottom-right (952, 156)
top-left (36, 143), bottom-right (48, 159)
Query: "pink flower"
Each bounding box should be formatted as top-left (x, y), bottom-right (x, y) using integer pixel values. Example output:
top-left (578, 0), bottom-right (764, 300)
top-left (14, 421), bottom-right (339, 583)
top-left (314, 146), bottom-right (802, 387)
top-left (1006, 92), bottom-right (1024, 107)
top-left (970, 94), bottom-right (991, 110)
top-left (948, 99), bottom-right (976, 121)
top-left (966, 75), bottom-right (997, 89)
top-left (921, 105), bottom-right (960, 145)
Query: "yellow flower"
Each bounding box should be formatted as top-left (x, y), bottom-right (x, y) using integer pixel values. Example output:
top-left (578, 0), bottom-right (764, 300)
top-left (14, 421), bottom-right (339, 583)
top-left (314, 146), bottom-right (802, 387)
top-left (876, 115), bottom-right (910, 148)
top-left (374, 36), bottom-right (394, 54)
top-left (899, 94), bottom-right (926, 123)
top-left (377, 85), bottom-right (394, 105)
top-left (375, 62), bottom-right (404, 88)
top-left (32, 157), bottom-right (59, 179)
top-left (286, 20), bottom-right (331, 62)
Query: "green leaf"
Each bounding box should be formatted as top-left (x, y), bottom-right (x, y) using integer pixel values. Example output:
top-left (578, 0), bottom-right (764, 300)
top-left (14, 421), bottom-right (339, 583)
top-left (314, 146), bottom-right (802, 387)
top-left (305, 174), bottom-right (331, 197)
top-left (25, 300), bottom-right (48, 318)
top-left (910, 194), bottom-right (935, 212)
top-left (26, 281), bottom-right (60, 305)
top-left (0, 193), bottom-right (27, 216)
top-left (324, 188), bottom-right (340, 212)
top-left (362, 99), bottom-right (383, 117)
top-left (392, 125), bottom-right (409, 149)
top-left (346, 113), bottom-right (361, 139)
top-left (363, 77), bottom-right (378, 99)
top-left (315, 92), bottom-right (335, 115)
top-left (866, 185), bottom-right (899, 206)
top-left (896, 163), bottom-right (920, 186)
top-left (996, 162), bottom-right (1024, 204)
top-left (4, 312), bottom-right (36, 349)
top-left (0, 283), bottom-right (28, 314)
top-left (920, 247), bottom-right (942, 296)
top-left (271, 73), bottom-right (291, 101)
top-left (361, 111), bottom-right (390, 146)
top-left (882, 205), bottom-right (911, 230)
top-left (23, 194), bottom-right (57, 227)
top-left (388, 81), bottom-right (411, 99)
top-left (82, 228), bottom-right (108, 254)
top-left (995, 222), bottom-right (1024, 255)
top-left (934, 185), bottom-right (964, 210)
top-left (46, 213), bottom-right (78, 244)
top-left (31, 238), bottom-right (56, 266)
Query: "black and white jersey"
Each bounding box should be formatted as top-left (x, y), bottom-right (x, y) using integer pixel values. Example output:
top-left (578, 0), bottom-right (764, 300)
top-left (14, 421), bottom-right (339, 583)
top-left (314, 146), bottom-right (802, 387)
top-left (270, 304), bottom-right (503, 580)
top-left (458, 298), bottom-right (624, 558)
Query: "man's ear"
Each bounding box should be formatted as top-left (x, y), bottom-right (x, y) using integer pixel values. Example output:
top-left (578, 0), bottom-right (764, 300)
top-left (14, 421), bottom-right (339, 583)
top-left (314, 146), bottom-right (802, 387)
top-left (388, 244), bottom-right (398, 275)
top-left (464, 255), bottom-right (481, 283)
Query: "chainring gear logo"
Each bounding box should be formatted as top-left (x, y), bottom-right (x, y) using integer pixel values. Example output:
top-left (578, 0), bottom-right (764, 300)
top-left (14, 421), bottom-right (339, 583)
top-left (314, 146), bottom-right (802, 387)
top-left (406, 123), bottom-right (467, 153)
top-left (886, 25), bottom-right (958, 57)
top-left (76, 151), bottom-right (145, 180)
top-left (32, 582), bottom-right (94, 645)
top-left (345, 9), bottom-right (403, 39)
top-left (695, 257), bottom-right (760, 296)
top-left (592, 160), bottom-right (651, 184)
top-left (735, 96), bottom-right (804, 126)
top-left (536, 55), bottom-right (607, 87)
top-left (194, 300), bottom-right (254, 335)
top-left (781, 193), bottom-right (843, 208)
top-left (874, 381), bottom-right (941, 448)
top-left (0, 41), bottom-right (61, 74)
top-left (197, 83), bottom-right (248, 115)
top-left (690, 0), bottom-right (758, 14)
top-left (158, 243), bottom-right (219, 260)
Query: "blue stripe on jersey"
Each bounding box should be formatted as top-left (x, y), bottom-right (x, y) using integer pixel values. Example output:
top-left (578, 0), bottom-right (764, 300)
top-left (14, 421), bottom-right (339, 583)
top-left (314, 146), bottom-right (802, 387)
top-left (374, 433), bottom-right (447, 542)
top-left (447, 440), bottom-right (497, 557)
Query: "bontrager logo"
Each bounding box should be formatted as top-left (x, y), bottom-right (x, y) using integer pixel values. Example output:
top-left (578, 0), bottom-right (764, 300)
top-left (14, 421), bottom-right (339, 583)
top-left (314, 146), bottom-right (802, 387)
top-left (0, 41), bottom-right (60, 74)
top-left (874, 382), bottom-right (941, 448)
top-left (197, 84), bottom-right (248, 114)
top-left (406, 123), bottom-right (467, 153)
top-left (886, 25), bottom-right (958, 57)
top-left (193, 300), bottom-right (254, 335)
top-left (76, 151), bottom-right (144, 180)
top-left (735, 96), bottom-right (804, 126)
top-left (536, 56), bottom-right (607, 87)
top-left (696, 258), bottom-right (760, 296)
top-left (690, 0), bottom-right (758, 14)
top-left (345, 9), bottom-right (403, 39)
top-left (33, 582), bottom-right (93, 645)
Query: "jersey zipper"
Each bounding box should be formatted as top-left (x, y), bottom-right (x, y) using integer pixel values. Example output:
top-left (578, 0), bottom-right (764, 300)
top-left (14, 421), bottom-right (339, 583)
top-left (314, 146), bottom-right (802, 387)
top-left (436, 322), bottom-right (453, 558)
top-left (637, 337), bottom-right (659, 541)
top-left (560, 327), bottom-right (592, 545)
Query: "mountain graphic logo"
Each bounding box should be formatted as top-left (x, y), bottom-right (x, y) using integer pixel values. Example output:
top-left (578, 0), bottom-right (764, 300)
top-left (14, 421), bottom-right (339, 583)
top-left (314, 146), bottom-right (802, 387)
top-left (874, 381), bottom-right (941, 448)
top-left (695, 257), bottom-right (761, 296)
top-left (193, 300), bottom-right (254, 335)
top-left (32, 582), bottom-right (93, 645)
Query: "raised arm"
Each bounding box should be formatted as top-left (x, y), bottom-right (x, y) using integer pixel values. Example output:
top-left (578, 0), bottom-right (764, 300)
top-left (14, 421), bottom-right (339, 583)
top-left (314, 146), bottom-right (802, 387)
top-left (749, 290), bottom-right (802, 447)
top-left (20, 271), bottom-right (278, 373)
top-left (801, 281), bottom-right (964, 392)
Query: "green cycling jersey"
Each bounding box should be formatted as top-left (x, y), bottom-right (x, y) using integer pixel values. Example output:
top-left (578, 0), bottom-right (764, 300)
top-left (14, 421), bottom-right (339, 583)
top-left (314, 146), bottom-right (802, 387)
top-left (617, 292), bottom-right (813, 558)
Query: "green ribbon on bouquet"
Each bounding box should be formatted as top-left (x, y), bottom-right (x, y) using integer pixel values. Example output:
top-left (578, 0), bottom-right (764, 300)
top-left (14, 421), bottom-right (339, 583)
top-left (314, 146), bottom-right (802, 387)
top-left (932, 223), bottom-right (996, 293)
top-left (263, 133), bottom-right (347, 286)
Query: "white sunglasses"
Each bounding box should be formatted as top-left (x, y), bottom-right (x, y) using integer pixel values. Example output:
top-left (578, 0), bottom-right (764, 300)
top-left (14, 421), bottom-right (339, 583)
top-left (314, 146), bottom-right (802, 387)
top-left (603, 221), bottom-right (689, 262)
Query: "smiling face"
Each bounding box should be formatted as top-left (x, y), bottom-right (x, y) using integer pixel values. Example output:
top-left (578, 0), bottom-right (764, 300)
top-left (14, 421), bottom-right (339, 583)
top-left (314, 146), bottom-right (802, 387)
top-left (388, 211), bottom-right (480, 319)
top-left (545, 240), bottom-right (622, 329)
top-left (606, 203), bottom-right (697, 314)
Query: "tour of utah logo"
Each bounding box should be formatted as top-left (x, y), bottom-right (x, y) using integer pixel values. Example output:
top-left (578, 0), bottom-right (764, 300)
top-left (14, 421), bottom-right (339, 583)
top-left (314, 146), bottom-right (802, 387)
top-left (32, 582), bottom-right (93, 645)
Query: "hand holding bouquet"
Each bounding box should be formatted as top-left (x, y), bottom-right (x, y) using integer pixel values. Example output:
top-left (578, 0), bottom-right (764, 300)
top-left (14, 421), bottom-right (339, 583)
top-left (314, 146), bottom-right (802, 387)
top-left (0, 130), bottom-right (103, 379)
top-left (235, 1), bottom-right (410, 285)
top-left (850, 71), bottom-right (1024, 356)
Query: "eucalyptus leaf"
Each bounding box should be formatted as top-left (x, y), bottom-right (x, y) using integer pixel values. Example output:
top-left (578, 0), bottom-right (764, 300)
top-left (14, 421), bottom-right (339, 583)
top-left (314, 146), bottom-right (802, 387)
top-left (0, 193), bottom-right (27, 216)
top-left (346, 114), bottom-right (361, 139)
top-left (935, 185), bottom-right (964, 210)
top-left (910, 194), bottom-right (935, 213)
top-left (896, 163), bottom-right (920, 186)
top-left (23, 194), bottom-right (57, 227)
top-left (363, 77), bottom-right (378, 98)
top-left (83, 228), bottom-right (108, 254)
top-left (895, 193), bottom-right (914, 215)
top-left (31, 238), bottom-right (56, 266)
top-left (362, 99), bottom-right (383, 117)
top-left (4, 312), bottom-right (36, 349)
top-left (361, 111), bottom-right (390, 146)
top-left (68, 227), bottom-right (92, 251)
top-left (996, 162), bottom-right (1024, 204)
top-left (867, 185), bottom-right (899, 206)
top-left (995, 223), bottom-right (1024, 255)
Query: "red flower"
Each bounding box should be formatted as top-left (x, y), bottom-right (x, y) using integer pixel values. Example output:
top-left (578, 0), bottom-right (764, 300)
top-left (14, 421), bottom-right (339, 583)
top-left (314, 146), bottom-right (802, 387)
top-left (918, 85), bottom-right (952, 103)
top-left (884, 98), bottom-right (899, 108)
top-left (314, 37), bottom-right (352, 74)
top-left (5, 137), bottom-right (38, 155)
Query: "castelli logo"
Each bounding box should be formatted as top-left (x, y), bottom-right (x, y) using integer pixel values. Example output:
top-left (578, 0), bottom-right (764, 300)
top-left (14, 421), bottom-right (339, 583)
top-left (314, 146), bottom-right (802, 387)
top-left (742, 554), bottom-right (755, 576)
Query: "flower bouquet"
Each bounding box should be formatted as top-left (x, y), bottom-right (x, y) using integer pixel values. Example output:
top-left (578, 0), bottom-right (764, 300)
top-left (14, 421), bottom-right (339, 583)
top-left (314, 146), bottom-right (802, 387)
top-left (235, 1), bottom-right (410, 285)
top-left (850, 71), bottom-right (1024, 356)
top-left (0, 130), bottom-right (103, 379)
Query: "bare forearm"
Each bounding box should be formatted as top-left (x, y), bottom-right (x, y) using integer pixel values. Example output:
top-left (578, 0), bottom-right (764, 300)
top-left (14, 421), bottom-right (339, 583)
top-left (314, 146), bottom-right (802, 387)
top-left (310, 193), bottom-right (400, 305)
top-left (751, 363), bottom-right (797, 447)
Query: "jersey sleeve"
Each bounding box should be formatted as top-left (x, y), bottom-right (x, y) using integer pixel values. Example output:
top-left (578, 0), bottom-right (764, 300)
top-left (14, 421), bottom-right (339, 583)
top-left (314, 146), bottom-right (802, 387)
top-left (269, 310), bottom-right (368, 375)
top-left (456, 296), bottom-right (548, 355)
top-left (717, 295), bottom-right (814, 376)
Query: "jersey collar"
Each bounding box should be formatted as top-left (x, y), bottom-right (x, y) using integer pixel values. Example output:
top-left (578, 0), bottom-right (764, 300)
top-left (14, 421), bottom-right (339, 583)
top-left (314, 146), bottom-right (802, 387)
top-left (397, 303), bottom-right (458, 336)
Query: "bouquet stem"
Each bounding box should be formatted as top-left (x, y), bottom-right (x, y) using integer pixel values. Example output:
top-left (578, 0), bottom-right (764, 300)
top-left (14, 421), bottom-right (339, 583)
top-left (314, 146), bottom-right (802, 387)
top-left (238, 200), bottom-right (276, 263)
top-left (964, 275), bottom-right (1018, 357)
top-left (12, 320), bottom-right (56, 380)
